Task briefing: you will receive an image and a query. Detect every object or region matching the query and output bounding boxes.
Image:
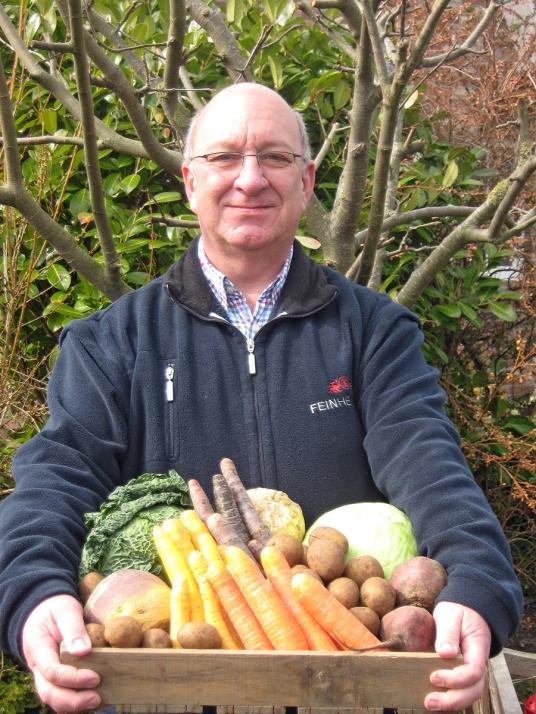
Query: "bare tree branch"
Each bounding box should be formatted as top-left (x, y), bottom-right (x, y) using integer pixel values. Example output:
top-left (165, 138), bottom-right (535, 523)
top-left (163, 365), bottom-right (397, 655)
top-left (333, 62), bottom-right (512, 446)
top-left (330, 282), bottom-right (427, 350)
top-left (314, 122), bottom-right (342, 169)
top-left (162, 0), bottom-right (188, 138)
top-left (0, 52), bottom-right (130, 300)
top-left (325, 17), bottom-right (381, 270)
top-left (295, 1), bottom-right (355, 58)
top-left (150, 216), bottom-right (200, 228)
top-left (55, 0), bottom-right (182, 175)
top-left (0, 4), bottom-right (161, 163)
top-left (313, 0), bottom-right (363, 39)
top-left (66, 0), bottom-right (121, 289)
top-left (179, 67), bottom-right (205, 111)
top-left (187, 0), bottom-right (252, 81)
top-left (420, 0), bottom-right (500, 67)
top-left (361, 0), bottom-right (391, 89)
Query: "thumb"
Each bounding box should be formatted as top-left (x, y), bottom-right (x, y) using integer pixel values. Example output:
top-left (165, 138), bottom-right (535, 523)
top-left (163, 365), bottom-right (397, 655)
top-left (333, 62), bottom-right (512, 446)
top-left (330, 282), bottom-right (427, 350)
top-left (51, 595), bottom-right (92, 655)
top-left (433, 601), bottom-right (462, 658)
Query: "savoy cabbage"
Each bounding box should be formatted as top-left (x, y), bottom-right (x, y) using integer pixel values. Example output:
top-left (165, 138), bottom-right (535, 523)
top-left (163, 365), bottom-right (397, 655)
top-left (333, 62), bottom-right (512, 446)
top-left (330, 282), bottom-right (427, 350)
top-left (79, 469), bottom-right (191, 577)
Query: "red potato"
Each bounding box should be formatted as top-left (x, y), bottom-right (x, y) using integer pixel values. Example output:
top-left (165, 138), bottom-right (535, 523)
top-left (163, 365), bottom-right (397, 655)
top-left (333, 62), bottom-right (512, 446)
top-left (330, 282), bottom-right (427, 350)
top-left (379, 605), bottom-right (436, 652)
top-left (84, 568), bottom-right (171, 632)
top-left (390, 556), bottom-right (448, 610)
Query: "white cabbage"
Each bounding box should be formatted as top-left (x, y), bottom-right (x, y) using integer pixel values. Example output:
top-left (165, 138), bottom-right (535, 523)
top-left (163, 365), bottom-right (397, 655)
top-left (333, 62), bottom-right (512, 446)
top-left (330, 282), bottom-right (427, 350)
top-left (304, 502), bottom-right (417, 578)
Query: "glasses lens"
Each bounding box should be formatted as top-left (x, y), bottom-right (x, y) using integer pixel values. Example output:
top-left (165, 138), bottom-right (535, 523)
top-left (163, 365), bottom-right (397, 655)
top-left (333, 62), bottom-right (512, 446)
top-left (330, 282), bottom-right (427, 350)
top-left (205, 152), bottom-right (243, 169)
top-left (259, 152), bottom-right (295, 168)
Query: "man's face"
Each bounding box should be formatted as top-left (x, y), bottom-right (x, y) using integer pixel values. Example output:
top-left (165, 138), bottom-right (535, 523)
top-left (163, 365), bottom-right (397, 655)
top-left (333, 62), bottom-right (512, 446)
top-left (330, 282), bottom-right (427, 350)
top-left (181, 87), bottom-right (315, 263)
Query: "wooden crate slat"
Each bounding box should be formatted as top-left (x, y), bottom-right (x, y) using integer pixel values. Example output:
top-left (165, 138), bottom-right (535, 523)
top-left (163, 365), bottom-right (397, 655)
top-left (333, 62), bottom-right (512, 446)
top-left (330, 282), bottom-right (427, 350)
top-left (61, 649), bottom-right (463, 710)
top-left (488, 651), bottom-right (522, 714)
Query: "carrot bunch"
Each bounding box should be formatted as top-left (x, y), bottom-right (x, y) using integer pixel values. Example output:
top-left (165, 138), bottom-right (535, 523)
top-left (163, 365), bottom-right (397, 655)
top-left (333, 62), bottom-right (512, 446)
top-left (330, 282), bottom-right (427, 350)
top-left (188, 458), bottom-right (271, 561)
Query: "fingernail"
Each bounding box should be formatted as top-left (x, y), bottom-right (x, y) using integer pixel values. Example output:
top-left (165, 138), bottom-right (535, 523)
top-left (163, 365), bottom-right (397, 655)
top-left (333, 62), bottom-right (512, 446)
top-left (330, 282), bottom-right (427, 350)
top-left (439, 641), bottom-right (457, 656)
top-left (426, 698), bottom-right (441, 711)
top-left (86, 694), bottom-right (101, 710)
top-left (70, 636), bottom-right (90, 651)
top-left (430, 673), bottom-right (443, 687)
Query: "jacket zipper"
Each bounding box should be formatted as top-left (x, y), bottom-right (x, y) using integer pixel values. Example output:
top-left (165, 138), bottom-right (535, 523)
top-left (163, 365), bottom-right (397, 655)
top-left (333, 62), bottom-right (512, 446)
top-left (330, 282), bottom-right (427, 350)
top-left (165, 363), bottom-right (174, 457)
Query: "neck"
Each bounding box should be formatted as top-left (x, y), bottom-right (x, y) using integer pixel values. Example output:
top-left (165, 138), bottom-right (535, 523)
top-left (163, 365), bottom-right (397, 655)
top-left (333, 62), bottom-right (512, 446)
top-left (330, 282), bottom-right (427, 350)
top-left (203, 241), bottom-right (291, 310)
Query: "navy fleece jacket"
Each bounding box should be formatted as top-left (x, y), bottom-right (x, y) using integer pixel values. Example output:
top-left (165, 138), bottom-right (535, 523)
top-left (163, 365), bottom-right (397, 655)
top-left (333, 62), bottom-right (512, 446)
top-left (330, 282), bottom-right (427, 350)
top-left (0, 240), bottom-right (523, 661)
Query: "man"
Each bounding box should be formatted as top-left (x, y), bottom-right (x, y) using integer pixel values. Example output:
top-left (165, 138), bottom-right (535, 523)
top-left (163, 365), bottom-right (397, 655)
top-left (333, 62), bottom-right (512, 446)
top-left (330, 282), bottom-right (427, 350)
top-left (0, 83), bottom-right (522, 713)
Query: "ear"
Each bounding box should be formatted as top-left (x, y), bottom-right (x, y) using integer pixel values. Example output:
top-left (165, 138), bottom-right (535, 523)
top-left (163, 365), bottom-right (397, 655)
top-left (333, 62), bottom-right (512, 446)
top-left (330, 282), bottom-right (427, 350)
top-left (301, 161), bottom-right (316, 209)
top-left (181, 162), bottom-right (198, 213)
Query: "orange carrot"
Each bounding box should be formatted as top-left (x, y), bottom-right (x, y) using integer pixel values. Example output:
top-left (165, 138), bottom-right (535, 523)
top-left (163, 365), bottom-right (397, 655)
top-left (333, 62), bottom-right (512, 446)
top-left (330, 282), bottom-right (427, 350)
top-left (291, 572), bottom-right (387, 651)
top-left (188, 550), bottom-right (242, 650)
top-left (223, 545), bottom-right (308, 651)
top-left (260, 546), bottom-right (338, 651)
top-left (206, 560), bottom-right (273, 650)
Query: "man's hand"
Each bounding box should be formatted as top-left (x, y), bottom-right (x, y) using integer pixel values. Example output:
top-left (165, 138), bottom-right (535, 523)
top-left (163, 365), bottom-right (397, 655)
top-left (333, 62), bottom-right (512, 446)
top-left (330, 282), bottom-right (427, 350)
top-left (22, 594), bottom-right (101, 713)
top-left (424, 601), bottom-right (492, 711)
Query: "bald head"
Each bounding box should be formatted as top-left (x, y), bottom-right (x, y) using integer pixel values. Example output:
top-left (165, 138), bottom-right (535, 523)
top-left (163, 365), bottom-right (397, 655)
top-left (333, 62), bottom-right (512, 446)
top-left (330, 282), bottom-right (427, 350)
top-left (183, 83), bottom-right (311, 163)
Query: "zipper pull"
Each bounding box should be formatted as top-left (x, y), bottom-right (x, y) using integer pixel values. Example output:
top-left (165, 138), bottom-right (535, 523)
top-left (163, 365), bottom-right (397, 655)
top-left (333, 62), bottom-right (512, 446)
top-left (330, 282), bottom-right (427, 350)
top-left (246, 338), bottom-right (256, 375)
top-left (165, 364), bottom-right (174, 401)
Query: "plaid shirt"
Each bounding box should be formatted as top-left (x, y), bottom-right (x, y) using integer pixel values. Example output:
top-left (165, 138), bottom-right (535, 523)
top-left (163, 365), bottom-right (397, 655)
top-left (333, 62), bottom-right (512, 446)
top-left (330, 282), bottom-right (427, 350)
top-left (198, 238), bottom-right (293, 340)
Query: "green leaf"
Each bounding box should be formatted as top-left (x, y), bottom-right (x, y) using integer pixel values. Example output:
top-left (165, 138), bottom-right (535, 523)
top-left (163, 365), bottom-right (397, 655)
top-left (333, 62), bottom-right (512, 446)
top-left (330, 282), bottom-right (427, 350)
top-left (69, 189), bottom-right (91, 215)
top-left (121, 174), bottom-right (141, 195)
top-left (149, 191), bottom-right (183, 204)
top-left (501, 416), bottom-right (535, 436)
top-left (442, 160), bottom-right (459, 188)
top-left (333, 80), bottom-right (351, 110)
top-left (46, 264), bottom-right (71, 291)
top-left (488, 302), bottom-right (517, 322)
top-left (267, 55), bottom-right (283, 89)
top-left (42, 108), bottom-right (57, 133)
top-left (436, 304), bottom-right (462, 318)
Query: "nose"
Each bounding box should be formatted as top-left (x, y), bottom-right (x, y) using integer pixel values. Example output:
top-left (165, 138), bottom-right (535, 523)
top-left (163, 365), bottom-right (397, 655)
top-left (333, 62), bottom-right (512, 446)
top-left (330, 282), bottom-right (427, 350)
top-left (233, 154), bottom-right (269, 192)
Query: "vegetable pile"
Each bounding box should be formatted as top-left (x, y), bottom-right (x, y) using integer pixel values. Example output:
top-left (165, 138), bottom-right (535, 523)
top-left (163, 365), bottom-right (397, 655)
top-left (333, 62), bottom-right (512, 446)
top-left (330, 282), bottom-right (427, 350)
top-left (78, 459), bottom-right (448, 653)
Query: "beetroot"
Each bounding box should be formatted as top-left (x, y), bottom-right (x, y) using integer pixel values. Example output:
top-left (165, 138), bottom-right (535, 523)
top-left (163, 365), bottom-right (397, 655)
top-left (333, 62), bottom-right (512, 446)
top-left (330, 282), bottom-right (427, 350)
top-left (389, 556), bottom-right (447, 610)
top-left (379, 605), bottom-right (436, 652)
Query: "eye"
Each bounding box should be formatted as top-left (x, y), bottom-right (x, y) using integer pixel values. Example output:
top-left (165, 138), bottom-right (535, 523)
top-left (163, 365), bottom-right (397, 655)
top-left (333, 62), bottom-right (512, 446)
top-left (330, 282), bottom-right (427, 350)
top-left (206, 152), bottom-right (242, 166)
top-left (260, 152), bottom-right (294, 168)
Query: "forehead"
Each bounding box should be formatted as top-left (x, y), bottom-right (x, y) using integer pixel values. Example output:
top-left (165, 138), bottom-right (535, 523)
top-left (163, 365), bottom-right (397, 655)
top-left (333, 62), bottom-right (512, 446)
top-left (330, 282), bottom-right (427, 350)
top-left (191, 90), bottom-right (301, 152)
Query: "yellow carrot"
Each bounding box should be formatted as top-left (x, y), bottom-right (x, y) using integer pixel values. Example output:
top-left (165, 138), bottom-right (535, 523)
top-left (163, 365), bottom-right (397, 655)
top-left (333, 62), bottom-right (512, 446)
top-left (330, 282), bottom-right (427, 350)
top-left (206, 561), bottom-right (273, 650)
top-left (223, 545), bottom-right (308, 651)
top-left (291, 572), bottom-right (386, 651)
top-left (153, 525), bottom-right (204, 621)
top-left (169, 576), bottom-right (190, 648)
top-left (180, 509), bottom-right (211, 547)
top-left (261, 546), bottom-right (338, 651)
top-left (197, 531), bottom-right (225, 569)
top-left (188, 550), bottom-right (242, 650)
top-left (161, 518), bottom-right (196, 559)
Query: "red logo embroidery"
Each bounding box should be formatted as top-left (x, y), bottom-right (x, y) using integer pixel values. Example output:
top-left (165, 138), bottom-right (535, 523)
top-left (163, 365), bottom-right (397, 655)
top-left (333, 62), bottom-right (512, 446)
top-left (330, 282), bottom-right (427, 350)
top-left (327, 376), bottom-right (352, 394)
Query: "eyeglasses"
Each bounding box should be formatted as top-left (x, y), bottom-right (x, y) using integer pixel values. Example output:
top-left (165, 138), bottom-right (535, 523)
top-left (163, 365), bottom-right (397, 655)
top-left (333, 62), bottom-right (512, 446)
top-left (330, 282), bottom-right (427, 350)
top-left (190, 151), bottom-right (304, 171)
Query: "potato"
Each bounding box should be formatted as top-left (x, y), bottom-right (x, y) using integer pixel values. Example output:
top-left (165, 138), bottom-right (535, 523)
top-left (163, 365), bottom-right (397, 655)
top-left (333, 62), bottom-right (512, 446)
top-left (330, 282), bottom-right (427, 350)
top-left (306, 538), bottom-right (346, 582)
top-left (104, 615), bottom-right (143, 647)
top-left (290, 564), bottom-right (323, 582)
top-left (178, 622), bottom-right (222, 649)
top-left (79, 571), bottom-right (104, 605)
top-left (327, 577), bottom-right (360, 609)
top-left (344, 555), bottom-right (384, 586)
top-left (359, 576), bottom-right (396, 617)
top-left (349, 606), bottom-right (381, 637)
top-left (267, 533), bottom-right (304, 567)
top-left (307, 526), bottom-right (348, 555)
top-left (141, 628), bottom-right (172, 649)
top-left (85, 622), bottom-right (107, 647)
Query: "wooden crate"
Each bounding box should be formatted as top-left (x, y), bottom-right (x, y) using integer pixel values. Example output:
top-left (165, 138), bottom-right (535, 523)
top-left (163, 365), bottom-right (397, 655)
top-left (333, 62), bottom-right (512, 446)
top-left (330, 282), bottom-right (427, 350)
top-left (61, 648), bottom-right (524, 714)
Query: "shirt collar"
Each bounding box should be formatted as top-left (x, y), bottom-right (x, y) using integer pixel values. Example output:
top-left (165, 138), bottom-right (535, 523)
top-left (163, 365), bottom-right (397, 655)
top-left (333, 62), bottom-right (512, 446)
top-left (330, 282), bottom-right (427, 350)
top-left (197, 237), bottom-right (293, 312)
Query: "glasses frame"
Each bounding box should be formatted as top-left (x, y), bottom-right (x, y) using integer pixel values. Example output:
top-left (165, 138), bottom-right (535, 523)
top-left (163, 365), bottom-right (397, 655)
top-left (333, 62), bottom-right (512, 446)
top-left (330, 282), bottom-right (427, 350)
top-left (190, 151), bottom-right (305, 171)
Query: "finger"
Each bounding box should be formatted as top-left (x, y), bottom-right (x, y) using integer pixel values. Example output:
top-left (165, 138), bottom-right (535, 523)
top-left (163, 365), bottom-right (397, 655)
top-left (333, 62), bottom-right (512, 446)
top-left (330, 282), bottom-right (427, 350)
top-left (424, 676), bottom-right (485, 712)
top-left (33, 665), bottom-right (101, 713)
top-left (433, 604), bottom-right (462, 658)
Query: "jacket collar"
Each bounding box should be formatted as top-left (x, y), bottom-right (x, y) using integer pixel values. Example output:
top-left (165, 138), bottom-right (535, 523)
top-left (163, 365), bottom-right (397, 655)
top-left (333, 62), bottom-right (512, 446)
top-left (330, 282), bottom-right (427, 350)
top-left (164, 237), bottom-right (338, 317)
